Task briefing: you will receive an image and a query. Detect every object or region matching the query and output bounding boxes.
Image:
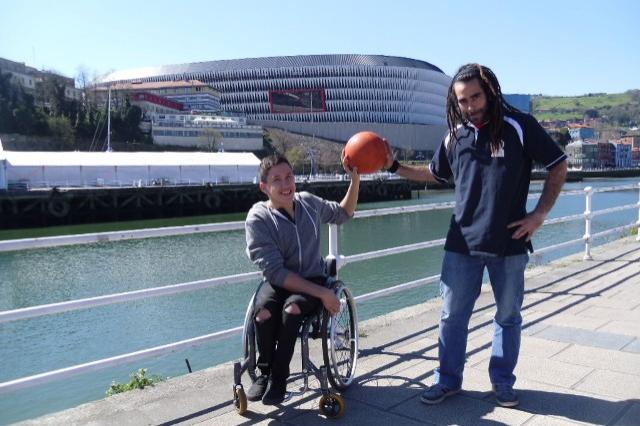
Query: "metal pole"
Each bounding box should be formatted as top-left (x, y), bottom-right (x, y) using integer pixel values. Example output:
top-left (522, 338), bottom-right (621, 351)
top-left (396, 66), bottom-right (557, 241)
top-left (107, 87), bottom-right (112, 152)
top-left (636, 182), bottom-right (640, 241)
top-left (327, 224), bottom-right (341, 276)
top-left (583, 186), bottom-right (593, 260)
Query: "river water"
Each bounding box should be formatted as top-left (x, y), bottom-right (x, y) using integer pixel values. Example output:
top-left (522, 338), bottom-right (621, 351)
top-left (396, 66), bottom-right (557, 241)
top-left (0, 177), bottom-right (638, 424)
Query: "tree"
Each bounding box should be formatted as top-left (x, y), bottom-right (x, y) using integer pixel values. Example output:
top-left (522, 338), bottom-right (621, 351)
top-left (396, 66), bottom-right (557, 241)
top-left (286, 146), bottom-right (307, 173)
top-left (47, 115), bottom-right (75, 147)
top-left (200, 127), bottom-right (223, 151)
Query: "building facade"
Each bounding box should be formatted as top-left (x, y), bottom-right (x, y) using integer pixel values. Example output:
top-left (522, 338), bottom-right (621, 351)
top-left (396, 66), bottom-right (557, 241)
top-left (0, 57), bottom-right (81, 100)
top-left (151, 114), bottom-right (263, 150)
top-left (97, 54), bottom-right (451, 151)
top-left (569, 125), bottom-right (596, 141)
top-left (612, 142), bottom-right (632, 168)
top-left (565, 140), bottom-right (598, 169)
top-left (503, 94), bottom-right (532, 113)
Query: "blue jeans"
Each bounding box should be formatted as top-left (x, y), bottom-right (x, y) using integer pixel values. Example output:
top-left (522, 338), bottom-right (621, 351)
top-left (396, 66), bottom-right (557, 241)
top-left (434, 250), bottom-right (528, 389)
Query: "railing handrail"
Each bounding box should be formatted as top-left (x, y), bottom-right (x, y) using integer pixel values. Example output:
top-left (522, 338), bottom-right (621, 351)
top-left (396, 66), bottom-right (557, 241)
top-left (2, 183), bottom-right (638, 253)
top-left (1, 182), bottom-right (638, 395)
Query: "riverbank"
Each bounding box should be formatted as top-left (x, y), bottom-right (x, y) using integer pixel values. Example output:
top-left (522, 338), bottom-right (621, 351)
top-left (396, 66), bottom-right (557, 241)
top-left (17, 236), bottom-right (640, 425)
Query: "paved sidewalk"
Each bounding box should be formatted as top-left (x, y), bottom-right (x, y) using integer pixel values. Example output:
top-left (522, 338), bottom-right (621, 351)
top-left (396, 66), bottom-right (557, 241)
top-left (21, 237), bottom-right (640, 425)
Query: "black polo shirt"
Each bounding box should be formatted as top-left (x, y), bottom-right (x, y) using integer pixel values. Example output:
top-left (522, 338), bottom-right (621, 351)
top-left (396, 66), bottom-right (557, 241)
top-left (429, 111), bottom-right (567, 256)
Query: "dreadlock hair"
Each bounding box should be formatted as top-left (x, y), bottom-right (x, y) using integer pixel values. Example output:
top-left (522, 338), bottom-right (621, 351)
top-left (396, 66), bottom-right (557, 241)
top-left (446, 63), bottom-right (520, 153)
top-left (259, 154), bottom-right (292, 183)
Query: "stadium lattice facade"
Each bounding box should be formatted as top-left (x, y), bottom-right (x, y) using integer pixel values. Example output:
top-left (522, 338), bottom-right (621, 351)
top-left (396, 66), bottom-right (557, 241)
top-left (98, 54), bottom-right (451, 152)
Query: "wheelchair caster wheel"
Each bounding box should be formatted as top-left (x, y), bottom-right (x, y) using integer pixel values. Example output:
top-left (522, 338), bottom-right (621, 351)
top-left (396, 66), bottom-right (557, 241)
top-left (233, 385), bottom-right (247, 415)
top-left (319, 393), bottom-right (345, 418)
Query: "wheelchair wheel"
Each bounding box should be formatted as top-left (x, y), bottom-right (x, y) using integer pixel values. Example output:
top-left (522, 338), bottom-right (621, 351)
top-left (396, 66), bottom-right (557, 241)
top-left (241, 293), bottom-right (258, 382)
top-left (322, 284), bottom-right (358, 390)
top-left (319, 393), bottom-right (346, 418)
top-left (233, 385), bottom-right (248, 415)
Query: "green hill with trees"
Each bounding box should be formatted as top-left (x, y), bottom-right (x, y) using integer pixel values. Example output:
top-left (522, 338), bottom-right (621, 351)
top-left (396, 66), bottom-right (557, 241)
top-left (532, 90), bottom-right (640, 126)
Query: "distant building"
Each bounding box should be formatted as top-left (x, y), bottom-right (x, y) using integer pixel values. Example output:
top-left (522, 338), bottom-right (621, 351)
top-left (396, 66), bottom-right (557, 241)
top-left (618, 134), bottom-right (640, 149)
top-left (568, 125), bottom-right (596, 141)
top-left (596, 141), bottom-right (615, 168)
top-left (0, 56), bottom-right (80, 100)
top-left (98, 80), bottom-right (222, 114)
top-left (504, 94), bottom-right (532, 113)
top-left (632, 148), bottom-right (640, 167)
top-left (151, 113), bottom-right (263, 151)
top-left (565, 140), bottom-right (598, 169)
top-left (612, 142), bottom-right (632, 168)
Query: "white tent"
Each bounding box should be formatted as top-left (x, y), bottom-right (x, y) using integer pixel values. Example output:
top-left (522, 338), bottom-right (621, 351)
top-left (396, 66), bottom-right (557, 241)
top-left (0, 151), bottom-right (261, 190)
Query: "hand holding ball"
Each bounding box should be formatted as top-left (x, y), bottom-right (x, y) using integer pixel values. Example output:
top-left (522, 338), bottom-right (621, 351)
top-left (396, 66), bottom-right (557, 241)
top-left (342, 131), bottom-right (388, 174)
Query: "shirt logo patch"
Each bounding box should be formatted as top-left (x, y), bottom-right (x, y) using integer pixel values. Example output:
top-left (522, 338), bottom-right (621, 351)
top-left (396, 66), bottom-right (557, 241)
top-left (491, 142), bottom-right (505, 158)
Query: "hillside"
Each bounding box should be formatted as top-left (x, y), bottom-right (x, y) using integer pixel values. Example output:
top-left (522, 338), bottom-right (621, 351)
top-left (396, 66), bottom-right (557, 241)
top-left (531, 90), bottom-right (640, 125)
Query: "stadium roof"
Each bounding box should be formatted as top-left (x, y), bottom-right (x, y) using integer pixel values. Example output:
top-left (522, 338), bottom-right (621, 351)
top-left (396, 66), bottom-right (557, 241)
top-left (99, 54), bottom-right (445, 84)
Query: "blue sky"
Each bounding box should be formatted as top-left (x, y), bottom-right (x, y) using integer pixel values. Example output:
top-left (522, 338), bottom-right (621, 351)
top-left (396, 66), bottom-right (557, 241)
top-left (1, 0), bottom-right (638, 96)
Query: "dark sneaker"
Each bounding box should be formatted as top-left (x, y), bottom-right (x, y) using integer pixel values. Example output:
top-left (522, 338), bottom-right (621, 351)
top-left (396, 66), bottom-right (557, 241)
top-left (262, 378), bottom-right (287, 405)
top-left (246, 375), bottom-right (269, 401)
top-left (420, 383), bottom-right (461, 405)
top-left (493, 384), bottom-right (519, 407)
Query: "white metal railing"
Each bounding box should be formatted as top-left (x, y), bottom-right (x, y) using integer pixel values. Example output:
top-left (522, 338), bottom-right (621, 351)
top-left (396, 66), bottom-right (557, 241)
top-left (0, 183), bottom-right (639, 394)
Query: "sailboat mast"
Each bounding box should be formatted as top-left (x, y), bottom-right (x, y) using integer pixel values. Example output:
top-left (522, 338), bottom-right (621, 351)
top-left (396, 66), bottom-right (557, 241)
top-left (107, 87), bottom-right (112, 152)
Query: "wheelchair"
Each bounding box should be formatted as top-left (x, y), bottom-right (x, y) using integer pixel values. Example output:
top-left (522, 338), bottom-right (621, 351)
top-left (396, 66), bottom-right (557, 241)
top-left (232, 276), bottom-right (359, 418)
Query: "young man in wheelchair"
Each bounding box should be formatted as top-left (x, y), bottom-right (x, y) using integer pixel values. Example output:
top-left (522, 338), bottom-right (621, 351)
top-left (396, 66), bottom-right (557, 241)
top-left (244, 154), bottom-right (359, 405)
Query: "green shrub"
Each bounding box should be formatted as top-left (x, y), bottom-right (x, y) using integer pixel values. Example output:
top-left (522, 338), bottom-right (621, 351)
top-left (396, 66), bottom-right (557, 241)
top-left (106, 368), bottom-right (165, 396)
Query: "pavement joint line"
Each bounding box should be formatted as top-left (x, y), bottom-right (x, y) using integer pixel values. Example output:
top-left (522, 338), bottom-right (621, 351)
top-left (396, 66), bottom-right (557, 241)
top-left (567, 365), bottom-right (598, 391)
top-left (620, 337), bottom-right (639, 352)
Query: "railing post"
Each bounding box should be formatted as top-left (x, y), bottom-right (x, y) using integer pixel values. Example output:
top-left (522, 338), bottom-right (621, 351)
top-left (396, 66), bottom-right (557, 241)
top-left (637, 182), bottom-right (640, 242)
top-left (327, 224), bottom-right (341, 276)
top-left (583, 186), bottom-right (593, 260)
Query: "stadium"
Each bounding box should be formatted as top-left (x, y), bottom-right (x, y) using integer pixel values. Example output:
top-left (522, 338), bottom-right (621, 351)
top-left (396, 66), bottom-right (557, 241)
top-left (98, 54), bottom-right (451, 153)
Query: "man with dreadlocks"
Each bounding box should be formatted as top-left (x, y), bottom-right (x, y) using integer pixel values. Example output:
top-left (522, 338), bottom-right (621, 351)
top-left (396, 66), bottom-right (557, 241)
top-left (383, 63), bottom-right (567, 407)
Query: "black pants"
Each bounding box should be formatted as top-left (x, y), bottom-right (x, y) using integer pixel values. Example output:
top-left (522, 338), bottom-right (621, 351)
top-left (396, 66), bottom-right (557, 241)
top-left (253, 278), bottom-right (324, 382)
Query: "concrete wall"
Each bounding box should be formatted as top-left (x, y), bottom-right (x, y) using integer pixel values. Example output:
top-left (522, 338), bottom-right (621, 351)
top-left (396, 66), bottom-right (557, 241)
top-left (249, 120), bottom-right (447, 152)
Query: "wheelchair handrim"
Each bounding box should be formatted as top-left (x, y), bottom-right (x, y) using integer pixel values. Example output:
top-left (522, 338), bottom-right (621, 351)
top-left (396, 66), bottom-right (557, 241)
top-left (328, 286), bottom-right (358, 387)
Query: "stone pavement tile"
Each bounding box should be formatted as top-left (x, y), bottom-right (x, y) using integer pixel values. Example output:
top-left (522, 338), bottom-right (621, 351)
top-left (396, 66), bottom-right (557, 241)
top-left (575, 369), bottom-right (640, 400)
top-left (519, 335), bottom-right (572, 359)
top-left (515, 385), bottom-right (625, 425)
top-left (533, 325), bottom-right (635, 350)
top-left (622, 338), bottom-right (640, 354)
top-left (577, 306), bottom-right (640, 322)
top-left (357, 351), bottom-right (430, 377)
top-left (474, 354), bottom-right (593, 388)
top-left (392, 336), bottom-right (439, 358)
top-left (587, 294), bottom-right (640, 310)
top-left (198, 409), bottom-right (281, 425)
top-left (342, 373), bottom-right (426, 411)
top-left (138, 387), bottom-right (230, 425)
top-left (613, 402), bottom-right (640, 426)
top-left (15, 401), bottom-right (154, 426)
top-left (552, 343), bottom-right (640, 375)
top-left (291, 397), bottom-right (429, 426)
top-left (391, 392), bottom-right (533, 426)
top-left (529, 312), bottom-right (610, 332)
top-left (523, 414), bottom-right (588, 425)
top-left (519, 295), bottom-right (589, 316)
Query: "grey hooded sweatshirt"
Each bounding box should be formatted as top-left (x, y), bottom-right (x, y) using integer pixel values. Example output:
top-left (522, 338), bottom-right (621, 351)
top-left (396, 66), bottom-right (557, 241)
top-left (245, 191), bottom-right (352, 287)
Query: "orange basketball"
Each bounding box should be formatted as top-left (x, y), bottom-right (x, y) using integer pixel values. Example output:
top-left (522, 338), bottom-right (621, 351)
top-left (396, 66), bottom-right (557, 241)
top-left (343, 131), bottom-right (387, 174)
